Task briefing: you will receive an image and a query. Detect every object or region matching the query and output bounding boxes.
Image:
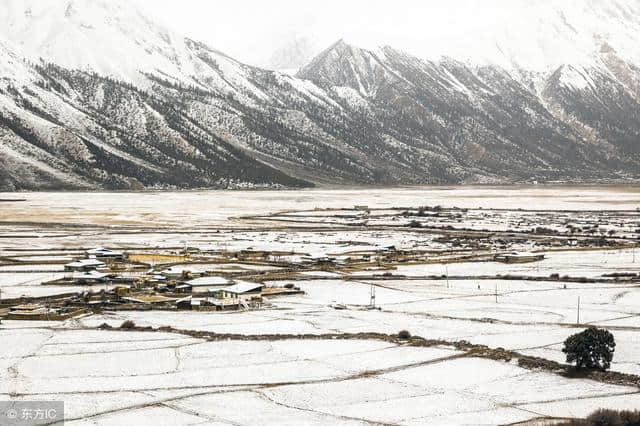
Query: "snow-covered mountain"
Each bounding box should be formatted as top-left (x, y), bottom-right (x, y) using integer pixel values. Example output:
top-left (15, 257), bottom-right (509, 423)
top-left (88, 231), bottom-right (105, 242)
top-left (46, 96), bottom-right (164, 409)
top-left (0, 0), bottom-right (638, 190)
top-left (258, 0), bottom-right (640, 75)
top-left (415, 0), bottom-right (640, 74)
top-left (0, 0), bottom-right (277, 96)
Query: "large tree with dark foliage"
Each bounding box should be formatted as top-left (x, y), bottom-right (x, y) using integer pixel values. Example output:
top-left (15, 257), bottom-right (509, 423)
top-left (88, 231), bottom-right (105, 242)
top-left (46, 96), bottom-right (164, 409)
top-left (562, 327), bottom-right (615, 371)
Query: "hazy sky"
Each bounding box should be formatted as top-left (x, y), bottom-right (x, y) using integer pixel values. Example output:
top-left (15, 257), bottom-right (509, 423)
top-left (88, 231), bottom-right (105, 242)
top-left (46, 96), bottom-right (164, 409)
top-left (131, 0), bottom-right (491, 68)
top-left (129, 0), bottom-right (640, 72)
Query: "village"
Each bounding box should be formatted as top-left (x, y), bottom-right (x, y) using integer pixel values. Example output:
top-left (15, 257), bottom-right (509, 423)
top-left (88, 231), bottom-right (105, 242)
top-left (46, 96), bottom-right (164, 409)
top-left (2, 204), bottom-right (638, 324)
top-left (0, 243), bottom-right (551, 322)
top-left (0, 245), bottom-right (308, 321)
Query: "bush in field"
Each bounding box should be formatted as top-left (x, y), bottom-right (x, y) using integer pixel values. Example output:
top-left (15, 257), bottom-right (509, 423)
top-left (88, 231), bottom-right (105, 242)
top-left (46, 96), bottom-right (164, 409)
top-left (398, 330), bottom-right (411, 339)
top-left (617, 410), bottom-right (640, 426)
top-left (408, 220), bottom-right (422, 228)
top-left (120, 320), bottom-right (136, 329)
top-left (561, 409), bottom-right (640, 425)
top-left (562, 327), bottom-right (615, 371)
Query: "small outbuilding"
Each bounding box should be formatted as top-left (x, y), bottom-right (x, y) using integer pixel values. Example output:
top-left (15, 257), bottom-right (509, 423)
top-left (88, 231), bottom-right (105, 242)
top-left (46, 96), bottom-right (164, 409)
top-left (85, 248), bottom-right (125, 261)
top-left (176, 296), bottom-right (241, 311)
top-left (494, 252), bottom-right (545, 263)
top-left (64, 258), bottom-right (107, 272)
top-left (4, 304), bottom-right (86, 321)
top-left (160, 266), bottom-right (191, 279)
top-left (71, 271), bottom-right (116, 284)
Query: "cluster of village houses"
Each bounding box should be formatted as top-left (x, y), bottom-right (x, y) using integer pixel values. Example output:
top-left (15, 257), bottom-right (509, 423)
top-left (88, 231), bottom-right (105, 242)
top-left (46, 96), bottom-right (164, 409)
top-left (1, 242), bottom-right (551, 322)
top-left (1, 247), bottom-right (298, 321)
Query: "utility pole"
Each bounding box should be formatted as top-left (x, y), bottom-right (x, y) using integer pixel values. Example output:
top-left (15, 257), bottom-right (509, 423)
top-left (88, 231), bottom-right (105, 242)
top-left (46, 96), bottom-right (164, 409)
top-left (577, 296), bottom-right (580, 325)
top-left (370, 283), bottom-right (376, 309)
top-left (445, 265), bottom-right (450, 289)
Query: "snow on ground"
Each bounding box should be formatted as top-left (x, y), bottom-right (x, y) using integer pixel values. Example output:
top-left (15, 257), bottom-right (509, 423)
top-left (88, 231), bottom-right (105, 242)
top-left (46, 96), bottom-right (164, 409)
top-left (2, 186), bottom-right (639, 229)
top-left (0, 264), bottom-right (65, 271)
top-left (78, 281), bottom-right (640, 377)
top-left (1, 326), bottom-right (637, 425)
top-left (390, 248), bottom-right (640, 278)
top-left (1, 187), bottom-right (639, 423)
top-left (0, 272), bottom-right (112, 298)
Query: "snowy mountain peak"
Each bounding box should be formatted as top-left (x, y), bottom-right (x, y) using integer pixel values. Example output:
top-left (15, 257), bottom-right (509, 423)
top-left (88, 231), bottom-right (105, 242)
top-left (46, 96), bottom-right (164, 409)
top-left (0, 0), bottom-right (639, 191)
top-left (0, 0), bottom-right (246, 89)
top-left (297, 0), bottom-right (640, 76)
top-left (296, 39), bottom-right (394, 96)
top-left (0, 0), bottom-right (171, 82)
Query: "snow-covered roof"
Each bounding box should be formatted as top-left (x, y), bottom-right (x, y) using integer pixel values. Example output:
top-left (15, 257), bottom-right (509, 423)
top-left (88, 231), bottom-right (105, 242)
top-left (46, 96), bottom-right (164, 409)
top-left (86, 247), bottom-right (124, 256)
top-left (186, 277), bottom-right (230, 287)
top-left (161, 266), bottom-right (190, 274)
top-left (65, 259), bottom-right (106, 268)
top-left (71, 271), bottom-right (114, 280)
top-left (502, 252), bottom-right (543, 258)
top-left (220, 282), bottom-right (264, 294)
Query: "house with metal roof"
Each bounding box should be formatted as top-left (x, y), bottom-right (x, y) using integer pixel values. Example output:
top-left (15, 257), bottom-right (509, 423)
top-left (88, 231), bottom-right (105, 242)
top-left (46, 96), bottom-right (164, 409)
top-left (494, 252), bottom-right (545, 264)
top-left (85, 248), bottom-right (125, 260)
top-left (71, 271), bottom-right (116, 283)
top-left (64, 258), bottom-right (107, 272)
top-left (185, 276), bottom-right (232, 294)
top-left (217, 282), bottom-right (264, 301)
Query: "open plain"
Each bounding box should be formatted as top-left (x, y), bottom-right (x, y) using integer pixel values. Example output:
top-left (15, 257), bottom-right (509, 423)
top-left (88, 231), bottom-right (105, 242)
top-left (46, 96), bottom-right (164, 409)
top-left (1, 185), bottom-right (640, 425)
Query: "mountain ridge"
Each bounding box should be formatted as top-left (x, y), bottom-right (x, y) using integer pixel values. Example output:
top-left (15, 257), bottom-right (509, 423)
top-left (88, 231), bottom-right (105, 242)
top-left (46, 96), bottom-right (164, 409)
top-left (0, 0), bottom-right (638, 191)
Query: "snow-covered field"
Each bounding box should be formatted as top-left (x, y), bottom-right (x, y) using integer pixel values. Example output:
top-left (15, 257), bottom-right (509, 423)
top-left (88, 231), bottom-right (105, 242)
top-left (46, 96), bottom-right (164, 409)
top-left (390, 249), bottom-right (640, 279)
top-left (2, 185), bottom-right (640, 228)
top-left (1, 186), bottom-right (639, 424)
top-left (1, 325), bottom-right (638, 425)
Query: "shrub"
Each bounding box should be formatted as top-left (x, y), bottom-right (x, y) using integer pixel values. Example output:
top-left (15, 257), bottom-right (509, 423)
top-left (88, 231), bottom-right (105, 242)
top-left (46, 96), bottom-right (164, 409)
top-left (618, 410), bottom-right (640, 426)
top-left (562, 327), bottom-right (615, 371)
top-left (120, 320), bottom-right (136, 329)
top-left (587, 409), bottom-right (625, 426)
top-left (561, 408), bottom-right (640, 425)
top-left (408, 220), bottom-right (422, 228)
top-left (398, 330), bottom-right (411, 339)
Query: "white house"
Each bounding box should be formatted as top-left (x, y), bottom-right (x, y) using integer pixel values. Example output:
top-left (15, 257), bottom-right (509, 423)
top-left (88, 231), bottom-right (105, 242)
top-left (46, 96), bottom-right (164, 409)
top-left (217, 282), bottom-right (264, 301)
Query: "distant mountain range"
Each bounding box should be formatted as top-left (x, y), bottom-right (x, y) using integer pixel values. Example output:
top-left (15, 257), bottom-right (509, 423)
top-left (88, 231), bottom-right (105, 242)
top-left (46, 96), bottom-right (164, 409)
top-left (0, 0), bottom-right (639, 190)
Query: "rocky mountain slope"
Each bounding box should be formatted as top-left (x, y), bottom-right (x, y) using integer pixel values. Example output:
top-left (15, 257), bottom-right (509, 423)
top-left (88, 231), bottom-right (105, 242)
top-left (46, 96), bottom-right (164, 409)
top-left (0, 0), bottom-right (638, 190)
